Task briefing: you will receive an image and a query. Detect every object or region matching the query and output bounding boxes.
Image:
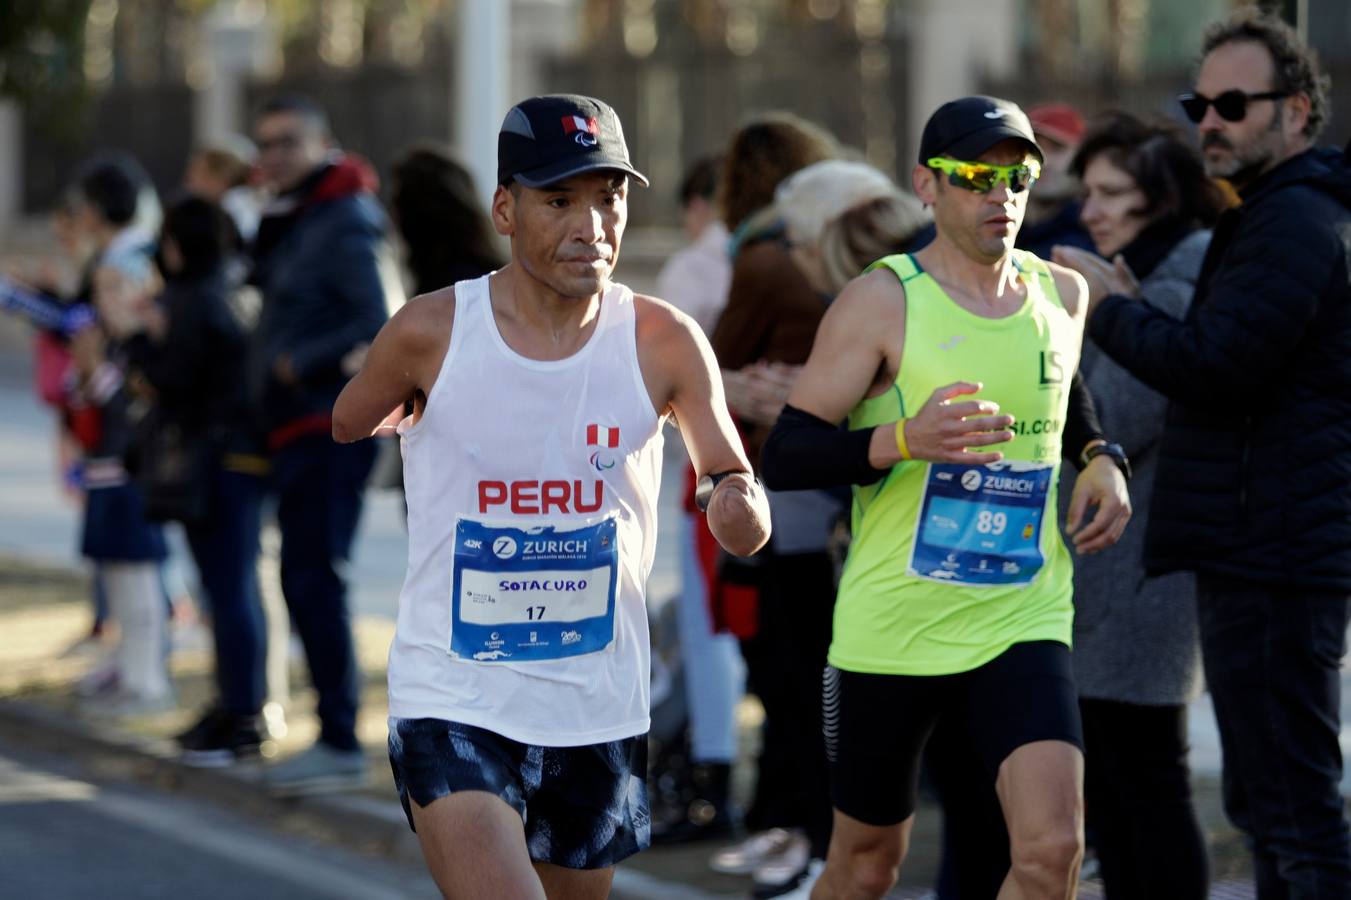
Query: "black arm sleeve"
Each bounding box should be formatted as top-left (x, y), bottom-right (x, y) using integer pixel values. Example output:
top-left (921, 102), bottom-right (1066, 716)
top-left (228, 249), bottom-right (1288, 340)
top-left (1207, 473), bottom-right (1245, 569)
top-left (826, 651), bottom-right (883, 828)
top-left (760, 404), bottom-right (890, 491)
top-left (1061, 369), bottom-right (1104, 470)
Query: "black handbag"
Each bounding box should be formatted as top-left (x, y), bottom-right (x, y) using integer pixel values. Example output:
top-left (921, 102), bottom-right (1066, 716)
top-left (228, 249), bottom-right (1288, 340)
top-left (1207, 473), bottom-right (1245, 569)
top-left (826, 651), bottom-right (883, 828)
top-left (133, 411), bottom-right (214, 525)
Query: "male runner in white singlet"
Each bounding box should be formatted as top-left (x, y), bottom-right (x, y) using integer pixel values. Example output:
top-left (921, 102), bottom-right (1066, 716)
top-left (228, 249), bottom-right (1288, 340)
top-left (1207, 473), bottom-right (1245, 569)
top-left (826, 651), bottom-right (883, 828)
top-left (333, 94), bottom-right (771, 899)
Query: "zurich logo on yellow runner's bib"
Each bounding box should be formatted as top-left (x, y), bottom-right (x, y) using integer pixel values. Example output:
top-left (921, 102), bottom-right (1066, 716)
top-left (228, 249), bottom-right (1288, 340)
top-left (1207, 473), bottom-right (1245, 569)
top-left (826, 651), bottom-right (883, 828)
top-left (908, 461), bottom-right (1054, 586)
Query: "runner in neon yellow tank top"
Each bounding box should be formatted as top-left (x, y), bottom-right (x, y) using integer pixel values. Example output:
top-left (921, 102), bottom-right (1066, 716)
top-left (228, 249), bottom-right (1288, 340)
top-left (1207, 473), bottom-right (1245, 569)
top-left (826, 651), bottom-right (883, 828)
top-left (759, 96), bottom-right (1132, 900)
top-left (834, 248), bottom-right (1080, 677)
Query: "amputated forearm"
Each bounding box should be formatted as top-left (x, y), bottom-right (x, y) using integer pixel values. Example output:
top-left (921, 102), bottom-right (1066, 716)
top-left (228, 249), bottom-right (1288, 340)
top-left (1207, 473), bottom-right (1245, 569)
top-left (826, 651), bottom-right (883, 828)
top-left (706, 474), bottom-right (772, 557)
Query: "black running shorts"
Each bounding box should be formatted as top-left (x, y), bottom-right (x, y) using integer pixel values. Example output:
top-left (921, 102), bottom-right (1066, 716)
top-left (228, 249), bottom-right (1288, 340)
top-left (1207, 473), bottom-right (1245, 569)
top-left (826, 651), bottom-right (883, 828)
top-left (823, 640), bottom-right (1083, 826)
top-left (388, 717), bottom-right (650, 869)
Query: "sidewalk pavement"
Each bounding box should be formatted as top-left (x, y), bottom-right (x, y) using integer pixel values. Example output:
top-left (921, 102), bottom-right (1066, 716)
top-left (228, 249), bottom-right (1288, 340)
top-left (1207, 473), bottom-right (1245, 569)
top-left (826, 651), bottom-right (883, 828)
top-left (0, 553), bottom-right (1267, 898)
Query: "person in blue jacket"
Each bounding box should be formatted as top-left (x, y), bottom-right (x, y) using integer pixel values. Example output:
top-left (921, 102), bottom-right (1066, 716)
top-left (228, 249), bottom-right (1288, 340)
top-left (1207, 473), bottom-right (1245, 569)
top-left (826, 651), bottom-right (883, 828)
top-left (248, 94), bottom-right (400, 795)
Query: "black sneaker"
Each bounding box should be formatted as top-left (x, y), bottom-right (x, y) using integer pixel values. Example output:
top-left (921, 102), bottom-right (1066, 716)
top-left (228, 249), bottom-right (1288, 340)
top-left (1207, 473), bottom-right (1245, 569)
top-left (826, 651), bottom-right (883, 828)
top-left (650, 762), bottom-right (738, 845)
top-left (650, 798), bottom-right (737, 844)
top-left (176, 707), bottom-right (264, 767)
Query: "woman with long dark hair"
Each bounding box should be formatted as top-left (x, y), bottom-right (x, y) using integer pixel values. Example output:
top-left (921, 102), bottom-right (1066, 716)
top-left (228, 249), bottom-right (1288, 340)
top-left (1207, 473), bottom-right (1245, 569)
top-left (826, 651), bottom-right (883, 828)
top-left (1055, 112), bottom-right (1230, 899)
top-left (389, 145), bottom-right (504, 296)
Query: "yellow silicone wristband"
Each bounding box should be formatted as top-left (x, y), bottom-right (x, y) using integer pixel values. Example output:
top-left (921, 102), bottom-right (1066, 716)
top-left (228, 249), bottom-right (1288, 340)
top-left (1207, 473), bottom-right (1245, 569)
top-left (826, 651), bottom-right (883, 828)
top-left (894, 419), bottom-right (912, 461)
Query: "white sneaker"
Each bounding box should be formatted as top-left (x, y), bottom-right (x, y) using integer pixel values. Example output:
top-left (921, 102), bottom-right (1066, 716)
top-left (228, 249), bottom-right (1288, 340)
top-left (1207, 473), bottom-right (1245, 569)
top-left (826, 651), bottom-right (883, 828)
top-left (709, 828), bottom-right (798, 875)
top-left (265, 742), bottom-right (367, 797)
top-left (753, 832), bottom-right (811, 888)
top-left (763, 858), bottom-right (825, 899)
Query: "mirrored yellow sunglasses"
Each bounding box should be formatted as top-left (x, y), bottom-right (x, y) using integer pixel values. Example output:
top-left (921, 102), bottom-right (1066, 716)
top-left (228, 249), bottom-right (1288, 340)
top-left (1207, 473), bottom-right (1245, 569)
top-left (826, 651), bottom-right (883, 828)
top-left (927, 157), bottom-right (1042, 194)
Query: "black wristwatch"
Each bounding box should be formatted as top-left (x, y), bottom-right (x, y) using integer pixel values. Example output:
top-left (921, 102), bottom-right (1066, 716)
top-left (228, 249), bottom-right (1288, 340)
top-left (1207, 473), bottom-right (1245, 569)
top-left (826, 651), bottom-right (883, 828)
top-left (1081, 441), bottom-right (1132, 480)
top-left (695, 470), bottom-right (750, 512)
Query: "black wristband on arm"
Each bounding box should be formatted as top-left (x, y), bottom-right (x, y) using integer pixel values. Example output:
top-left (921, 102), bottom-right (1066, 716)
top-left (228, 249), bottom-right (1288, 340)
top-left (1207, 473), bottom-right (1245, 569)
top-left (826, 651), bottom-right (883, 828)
top-left (760, 404), bottom-right (890, 491)
top-left (1062, 370), bottom-right (1105, 470)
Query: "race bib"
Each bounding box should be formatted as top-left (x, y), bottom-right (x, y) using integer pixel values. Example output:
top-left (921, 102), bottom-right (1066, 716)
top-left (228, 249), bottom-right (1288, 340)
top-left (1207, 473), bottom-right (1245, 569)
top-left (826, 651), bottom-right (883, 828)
top-left (450, 518), bottom-right (618, 663)
top-left (907, 461), bottom-right (1054, 586)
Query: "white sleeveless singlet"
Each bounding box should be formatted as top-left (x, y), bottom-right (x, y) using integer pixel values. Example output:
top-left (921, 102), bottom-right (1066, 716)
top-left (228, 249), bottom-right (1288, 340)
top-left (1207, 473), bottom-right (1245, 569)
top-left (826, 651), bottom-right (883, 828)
top-left (386, 275), bottom-right (665, 747)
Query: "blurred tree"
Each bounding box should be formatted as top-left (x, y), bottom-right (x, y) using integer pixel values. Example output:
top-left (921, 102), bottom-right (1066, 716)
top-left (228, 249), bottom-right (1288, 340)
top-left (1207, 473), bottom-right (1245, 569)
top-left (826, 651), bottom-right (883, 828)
top-left (0, 1), bottom-right (93, 104)
top-left (0, 0), bottom-right (94, 139)
top-left (581, 0), bottom-right (879, 52)
top-left (1031, 0), bottom-right (1076, 79)
top-left (1107, 0), bottom-right (1149, 79)
top-left (261, 0), bottom-right (446, 74)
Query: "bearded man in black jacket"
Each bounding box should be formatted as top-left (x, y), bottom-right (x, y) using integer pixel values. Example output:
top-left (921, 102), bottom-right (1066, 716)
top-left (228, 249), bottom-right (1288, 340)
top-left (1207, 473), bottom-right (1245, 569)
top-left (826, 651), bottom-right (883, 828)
top-left (1056, 10), bottom-right (1351, 897)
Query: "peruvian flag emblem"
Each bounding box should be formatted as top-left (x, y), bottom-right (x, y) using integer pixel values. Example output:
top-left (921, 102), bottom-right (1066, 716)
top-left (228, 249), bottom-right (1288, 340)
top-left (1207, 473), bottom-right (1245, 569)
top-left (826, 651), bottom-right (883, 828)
top-left (561, 115), bottom-right (599, 136)
top-left (586, 423), bottom-right (619, 448)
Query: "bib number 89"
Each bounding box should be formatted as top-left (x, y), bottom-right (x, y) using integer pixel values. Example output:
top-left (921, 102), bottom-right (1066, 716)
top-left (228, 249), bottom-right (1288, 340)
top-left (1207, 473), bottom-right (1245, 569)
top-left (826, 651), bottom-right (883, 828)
top-left (975, 511), bottom-right (1007, 535)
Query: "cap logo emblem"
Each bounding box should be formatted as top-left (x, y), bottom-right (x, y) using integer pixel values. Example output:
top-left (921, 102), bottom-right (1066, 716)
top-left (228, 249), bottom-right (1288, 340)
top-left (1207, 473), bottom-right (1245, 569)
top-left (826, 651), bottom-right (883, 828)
top-left (983, 110), bottom-right (1006, 119)
top-left (562, 115), bottom-right (598, 133)
top-left (561, 115), bottom-right (599, 148)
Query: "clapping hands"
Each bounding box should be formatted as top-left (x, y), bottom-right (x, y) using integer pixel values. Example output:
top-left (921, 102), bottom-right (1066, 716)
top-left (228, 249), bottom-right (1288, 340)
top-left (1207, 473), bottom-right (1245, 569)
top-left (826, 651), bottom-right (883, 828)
top-left (722, 361), bottom-right (801, 427)
top-left (1051, 246), bottom-right (1140, 317)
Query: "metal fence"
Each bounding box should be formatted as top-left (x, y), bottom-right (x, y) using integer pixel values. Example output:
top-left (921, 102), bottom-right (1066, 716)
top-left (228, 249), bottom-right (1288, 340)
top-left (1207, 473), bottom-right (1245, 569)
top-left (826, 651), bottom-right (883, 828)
top-left (545, 30), bottom-right (912, 227)
top-left (20, 64), bottom-right (454, 218)
top-left (241, 62), bottom-right (454, 198)
top-left (22, 83), bottom-right (195, 214)
top-left (19, 52), bottom-right (1351, 227)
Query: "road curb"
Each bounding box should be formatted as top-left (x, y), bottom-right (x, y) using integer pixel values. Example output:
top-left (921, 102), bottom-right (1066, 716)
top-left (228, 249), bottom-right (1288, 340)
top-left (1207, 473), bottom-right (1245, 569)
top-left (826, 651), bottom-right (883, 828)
top-left (0, 699), bottom-right (423, 865)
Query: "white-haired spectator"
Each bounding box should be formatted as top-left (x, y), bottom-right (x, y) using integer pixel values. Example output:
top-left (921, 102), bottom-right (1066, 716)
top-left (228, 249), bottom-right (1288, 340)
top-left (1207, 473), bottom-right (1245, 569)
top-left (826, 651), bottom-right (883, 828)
top-left (775, 159), bottom-right (929, 295)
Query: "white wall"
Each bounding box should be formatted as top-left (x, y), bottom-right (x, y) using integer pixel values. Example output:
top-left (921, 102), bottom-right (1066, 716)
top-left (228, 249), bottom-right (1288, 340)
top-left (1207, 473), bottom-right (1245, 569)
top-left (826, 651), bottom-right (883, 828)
top-left (902, 0), bottom-right (1020, 169)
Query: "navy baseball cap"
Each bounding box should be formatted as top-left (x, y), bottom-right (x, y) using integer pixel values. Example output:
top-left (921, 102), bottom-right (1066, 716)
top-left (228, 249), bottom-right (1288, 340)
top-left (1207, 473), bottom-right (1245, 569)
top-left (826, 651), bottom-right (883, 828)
top-left (497, 94), bottom-right (649, 189)
top-left (918, 96), bottom-right (1043, 164)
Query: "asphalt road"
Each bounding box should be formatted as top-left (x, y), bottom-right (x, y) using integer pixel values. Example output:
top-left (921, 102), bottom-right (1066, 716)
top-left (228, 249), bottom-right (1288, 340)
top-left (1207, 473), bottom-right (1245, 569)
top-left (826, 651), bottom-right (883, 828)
top-left (0, 736), bottom-right (441, 900)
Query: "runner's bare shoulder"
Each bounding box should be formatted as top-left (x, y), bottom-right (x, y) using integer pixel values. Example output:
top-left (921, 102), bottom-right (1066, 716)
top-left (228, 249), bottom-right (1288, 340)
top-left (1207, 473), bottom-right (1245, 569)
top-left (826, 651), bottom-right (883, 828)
top-left (632, 292), bottom-right (700, 346)
top-left (397, 284), bottom-right (455, 338)
top-left (632, 292), bottom-right (710, 415)
top-left (1042, 260), bottom-right (1088, 320)
top-left (824, 267), bottom-right (907, 347)
top-left (840, 266), bottom-right (907, 311)
top-left (386, 285), bottom-right (457, 387)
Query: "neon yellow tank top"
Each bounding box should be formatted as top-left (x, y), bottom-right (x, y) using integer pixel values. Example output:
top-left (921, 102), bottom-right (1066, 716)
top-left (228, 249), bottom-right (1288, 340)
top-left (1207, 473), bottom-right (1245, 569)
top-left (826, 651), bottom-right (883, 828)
top-left (831, 251), bottom-right (1082, 676)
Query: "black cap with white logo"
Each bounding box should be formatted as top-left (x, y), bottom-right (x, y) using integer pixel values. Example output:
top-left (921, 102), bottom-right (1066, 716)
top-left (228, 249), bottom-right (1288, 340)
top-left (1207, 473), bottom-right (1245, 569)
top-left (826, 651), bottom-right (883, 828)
top-left (497, 94), bottom-right (649, 189)
top-left (918, 96), bottom-right (1043, 164)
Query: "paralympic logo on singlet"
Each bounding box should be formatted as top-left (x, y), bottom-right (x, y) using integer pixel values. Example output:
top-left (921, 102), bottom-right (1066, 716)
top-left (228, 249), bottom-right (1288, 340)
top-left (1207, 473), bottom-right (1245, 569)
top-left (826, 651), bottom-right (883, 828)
top-left (586, 422), bottom-right (620, 472)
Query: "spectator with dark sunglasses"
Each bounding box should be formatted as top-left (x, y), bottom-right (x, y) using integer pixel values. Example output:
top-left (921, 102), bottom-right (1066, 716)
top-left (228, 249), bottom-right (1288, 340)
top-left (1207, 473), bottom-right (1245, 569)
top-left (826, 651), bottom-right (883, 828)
top-left (1056, 10), bottom-right (1351, 897)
